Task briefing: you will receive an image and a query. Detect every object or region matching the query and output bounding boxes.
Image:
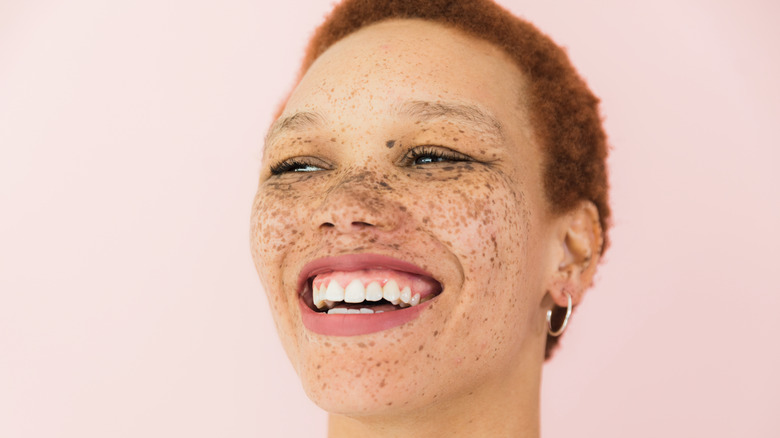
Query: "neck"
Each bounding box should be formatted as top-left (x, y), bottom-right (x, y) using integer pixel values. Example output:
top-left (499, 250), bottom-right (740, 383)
top-left (327, 360), bottom-right (542, 438)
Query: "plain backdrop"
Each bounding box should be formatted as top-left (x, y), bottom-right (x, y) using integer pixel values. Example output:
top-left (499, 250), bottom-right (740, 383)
top-left (1, 0), bottom-right (778, 437)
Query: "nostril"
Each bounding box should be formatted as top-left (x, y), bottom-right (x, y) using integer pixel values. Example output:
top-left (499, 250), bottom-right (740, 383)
top-left (318, 220), bottom-right (375, 232)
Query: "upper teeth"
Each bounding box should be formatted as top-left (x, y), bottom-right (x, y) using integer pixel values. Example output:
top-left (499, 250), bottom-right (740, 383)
top-left (313, 279), bottom-right (420, 310)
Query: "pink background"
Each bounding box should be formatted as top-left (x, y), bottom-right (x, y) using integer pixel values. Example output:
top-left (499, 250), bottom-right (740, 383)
top-left (1, 0), bottom-right (778, 436)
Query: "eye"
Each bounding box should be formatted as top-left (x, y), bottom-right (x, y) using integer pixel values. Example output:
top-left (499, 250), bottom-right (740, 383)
top-left (403, 145), bottom-right (472, 166)
top-left (269, 157), bottom-right (326, 175)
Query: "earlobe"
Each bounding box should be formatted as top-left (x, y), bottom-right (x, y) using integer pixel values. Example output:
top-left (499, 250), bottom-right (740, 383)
top-left (549, 200), bottom-right (603, 308)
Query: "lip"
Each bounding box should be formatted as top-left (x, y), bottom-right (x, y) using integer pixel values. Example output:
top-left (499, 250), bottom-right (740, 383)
top-left (297, 253), bottom-right (439, 336)
top-left (297, 253), bottom-right (435, 294)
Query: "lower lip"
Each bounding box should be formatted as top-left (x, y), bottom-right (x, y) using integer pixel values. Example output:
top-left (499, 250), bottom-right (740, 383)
top-left (298, 298), bottom-right (433, 336)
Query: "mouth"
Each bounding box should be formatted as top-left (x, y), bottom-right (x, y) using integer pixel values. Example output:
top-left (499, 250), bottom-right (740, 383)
top-left (297, 254), bottom-right (443, 336)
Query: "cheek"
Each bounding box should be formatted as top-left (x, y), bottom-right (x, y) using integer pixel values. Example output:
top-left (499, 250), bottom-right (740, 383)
top-left (250, 191), bottom-right (286, 278)
top-left (249, 187), bottom-right (306, 317)
top-left (411, 168), bottom-right (528, 271)
top-left (250, 179), bottom-right (316, 263)
top-left (250, 185), bottom-right (316, 370)
top-left (411, 168), bottom-right (535, 362)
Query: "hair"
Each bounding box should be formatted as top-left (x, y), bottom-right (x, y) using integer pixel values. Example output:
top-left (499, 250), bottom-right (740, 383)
top-left (283, 0), bottom-right (611, 359)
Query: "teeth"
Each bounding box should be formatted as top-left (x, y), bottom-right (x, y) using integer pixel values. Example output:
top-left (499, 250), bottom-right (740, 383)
top-left (365, 281), bottom-right (383, 301)
top-left (313, 285), bottom-right (326, 309)
top-left (327, 308), bottom-right (349, 314)
top-left (383, 280), bottom-right (400, 303)
top-left (314, 278), bottom-right (430, 314)
top-left (325, 280), bottom-right (345, 302)
top-left (325, 307), bottom-right (375, 314)
top-left (400, 286), bottom-right (412, 304)
top-left (344, 279), bottom-right (365, 303)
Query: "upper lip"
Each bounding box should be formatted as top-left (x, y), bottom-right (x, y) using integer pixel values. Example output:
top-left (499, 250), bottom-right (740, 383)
top-left (296, 253), bottom-right (438, 296)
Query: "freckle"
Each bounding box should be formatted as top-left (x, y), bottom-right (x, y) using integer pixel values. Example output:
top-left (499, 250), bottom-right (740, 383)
top-left (453, 137), bottom-right (458, 141)
top-left (379, 379), bottom-right (386, 388)
top-left (324, 342), bottom-right (331, 347)
top-left (418, 345), bottom-right (424, 351)
top-left (358, 342), bottom-right (367, 348)
top-left (385, 139), bottom-right (396, 148)
top-left (433, 330), bottom-right (439, 336)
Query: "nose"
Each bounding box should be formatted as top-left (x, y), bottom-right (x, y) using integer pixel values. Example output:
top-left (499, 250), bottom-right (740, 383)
top-left (311, 170), bottom-right (404, 233)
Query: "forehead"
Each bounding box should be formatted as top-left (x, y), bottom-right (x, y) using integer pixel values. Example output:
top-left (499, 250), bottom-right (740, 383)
top-left (279, 19), bottom-right (531, 137)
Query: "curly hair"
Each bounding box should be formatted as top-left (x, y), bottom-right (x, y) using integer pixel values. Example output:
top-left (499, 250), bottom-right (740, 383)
top-left (282, 0), bottom-right (611, 359)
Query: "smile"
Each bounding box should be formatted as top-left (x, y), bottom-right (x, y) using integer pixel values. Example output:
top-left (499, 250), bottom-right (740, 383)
top-left (297, 254), bottom-right (443, 336)
top-left (312, 268), bottom-right (440, 313)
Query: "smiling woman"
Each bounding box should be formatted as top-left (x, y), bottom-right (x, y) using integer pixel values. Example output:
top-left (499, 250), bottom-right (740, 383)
top-left (250, 0), bottom-right (609, 436)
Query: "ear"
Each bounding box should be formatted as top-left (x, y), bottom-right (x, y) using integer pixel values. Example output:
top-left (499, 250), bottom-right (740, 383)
top-left (548, 200), bottom-right (603, 308)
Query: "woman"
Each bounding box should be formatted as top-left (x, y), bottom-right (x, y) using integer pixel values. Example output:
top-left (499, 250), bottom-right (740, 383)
top-left (250, 0), bottom-right (609, 436)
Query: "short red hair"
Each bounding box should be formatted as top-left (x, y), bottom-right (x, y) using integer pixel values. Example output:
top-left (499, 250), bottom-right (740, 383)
top-left (286, 0), bottom-right (611, 359)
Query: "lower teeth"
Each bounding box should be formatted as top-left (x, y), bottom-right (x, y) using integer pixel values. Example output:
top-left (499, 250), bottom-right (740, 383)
top-left (327, 308), bottom-right (384, 314)
top-left (317, 296), bottom-right (432, 315)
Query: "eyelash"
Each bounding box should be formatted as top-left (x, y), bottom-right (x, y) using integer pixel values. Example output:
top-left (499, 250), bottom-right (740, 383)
top-left (269, 159), bottom-right (320, 175)
top-left (269, 145), bottom-right (472, 175)
top-left (403, 145), bottom-right (471, 166)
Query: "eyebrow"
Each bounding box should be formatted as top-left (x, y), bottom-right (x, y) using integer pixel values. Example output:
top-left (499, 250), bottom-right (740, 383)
top-left (264, 110), bottom-right (326, 145)
top-left (396, 100), bottom-right (504, 140)
top-left (264, 100), bottom-right (504, 146)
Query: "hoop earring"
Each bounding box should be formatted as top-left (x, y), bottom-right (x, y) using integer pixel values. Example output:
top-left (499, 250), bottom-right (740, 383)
top-left (546, 292), bottom-right (572, 337)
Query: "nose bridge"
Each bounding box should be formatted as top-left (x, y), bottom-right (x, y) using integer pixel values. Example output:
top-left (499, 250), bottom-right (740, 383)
top-left (312, 168), bottom-right (401, 232)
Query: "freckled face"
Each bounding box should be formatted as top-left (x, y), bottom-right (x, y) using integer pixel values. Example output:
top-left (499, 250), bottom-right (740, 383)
top-left (251, 20), bottom-right (559, 415)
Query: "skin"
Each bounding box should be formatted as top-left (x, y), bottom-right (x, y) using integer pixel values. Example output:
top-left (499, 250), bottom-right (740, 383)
top-left (250, 19), bottom-right (602, 438)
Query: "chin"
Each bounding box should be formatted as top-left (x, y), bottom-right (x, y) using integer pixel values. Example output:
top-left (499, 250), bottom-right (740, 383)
top-left (287, 315), bottom-right (440, 417)
top-left (297, 349), bottom-right (438, 417)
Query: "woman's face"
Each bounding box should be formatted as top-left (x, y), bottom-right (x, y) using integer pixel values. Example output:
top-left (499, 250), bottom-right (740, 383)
top-left (251, 20), bottom-right (565, 415)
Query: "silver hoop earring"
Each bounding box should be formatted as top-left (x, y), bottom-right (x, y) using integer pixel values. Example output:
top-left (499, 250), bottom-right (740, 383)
top-left (546, 292), bottom-right (572, 337)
